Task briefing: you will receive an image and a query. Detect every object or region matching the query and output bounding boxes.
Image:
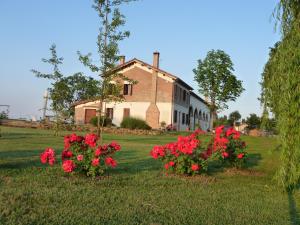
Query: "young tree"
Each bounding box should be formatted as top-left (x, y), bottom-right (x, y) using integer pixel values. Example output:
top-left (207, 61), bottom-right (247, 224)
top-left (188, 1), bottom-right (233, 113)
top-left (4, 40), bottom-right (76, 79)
top-left (261, 0), bottom-right (300, 190)
top-left (229, 110), bottom-right (241, 126)
top-left (78, 0), bottom-right (135, 139)
top-left (32, 44), bottom-right (100, 134)
top-left (193, 50), bottom-right (244, 129)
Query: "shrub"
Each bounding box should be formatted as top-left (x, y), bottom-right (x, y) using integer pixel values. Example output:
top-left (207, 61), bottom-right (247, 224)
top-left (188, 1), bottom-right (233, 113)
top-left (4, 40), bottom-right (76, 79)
top-left (150, 129), bottom-right (209, 175)
top-left (90, 116), bottom-right (112, 127)
top-left (40, 133), bottom-right (121, 177)
top-left (150, 126), bottom-right (248, 175)
top-left (211, 125), bottom-right (247, 167)
top-left (120, 117), bottom-right (151, 130)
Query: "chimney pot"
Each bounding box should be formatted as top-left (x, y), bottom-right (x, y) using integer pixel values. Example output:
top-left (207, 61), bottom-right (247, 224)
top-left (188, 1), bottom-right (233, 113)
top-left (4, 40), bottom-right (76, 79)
top-left (119, 56), bottom-right (125, 65)
top-left (153, 52), bottom-right (160, 68)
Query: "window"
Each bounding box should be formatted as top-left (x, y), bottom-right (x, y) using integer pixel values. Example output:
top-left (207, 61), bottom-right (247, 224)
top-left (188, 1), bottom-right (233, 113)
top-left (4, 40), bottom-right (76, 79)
top-left (183, 90), bottom-right (186, 102)
top-left (174, 110), bottom-right (178, 123)
top-left (106, 108), bottom-right (113, 119)
top-left (182, 113), bottom-right (185, 124)
top-left (174, 85), bottom-right (178, 99)
top-left (186, 114), bottom-right (189, 125)
top-left (123, 84), bottom-right (132, 95)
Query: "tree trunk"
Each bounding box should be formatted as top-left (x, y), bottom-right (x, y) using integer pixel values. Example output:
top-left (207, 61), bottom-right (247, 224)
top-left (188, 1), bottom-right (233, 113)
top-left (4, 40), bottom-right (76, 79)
top-left (210, 110), bottom-right (215, 131)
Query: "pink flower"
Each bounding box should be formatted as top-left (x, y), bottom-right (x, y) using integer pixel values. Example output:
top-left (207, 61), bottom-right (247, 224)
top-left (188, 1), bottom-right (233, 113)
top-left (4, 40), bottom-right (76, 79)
top-left (40, 148), bottom-right (56, 166)
top-left (62, 160), bottom-right (75, 173)
top-left (77, 154), bottom-right (84, 161)
top-left (95, 147), bottom-right (102, 157)
top-left (226, 127), bottom-right (240, 139)
top-left (84, 133), bottom-right (98, 148)
top-left (69, 133), bottom-right (78, 142)
top-left (105, 157), bottom-right (117, 168)
top-left (109, 141), bottom-right (121, 151)
top-left (237, 153), bottom-right (244, 159)
top-left (191, 164), bottom-right (200, 171)
top-left (91, 158), bottom-right (100, 167)
top-left (222, 152), bottom-right (229, 158)
top-left (164, 163), bottom-right (169, 170)
top-left (61, 150), bottom-right (73, 161)
top-left (215, 125), bottom-right (224, 136)
top-left (169, 161), bottom-right (175, 167)
top-left (150, 146), bottom-right (165, 159)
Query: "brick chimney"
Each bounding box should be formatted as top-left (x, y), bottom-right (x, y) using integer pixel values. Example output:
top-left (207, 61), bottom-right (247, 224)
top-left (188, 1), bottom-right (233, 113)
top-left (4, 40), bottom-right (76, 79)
top-left (146, 52), bottom-right (160, 129)
top-left (153, 52), bottom-right (160, 68)
top-left (119, 56), bottom-right (125, 65)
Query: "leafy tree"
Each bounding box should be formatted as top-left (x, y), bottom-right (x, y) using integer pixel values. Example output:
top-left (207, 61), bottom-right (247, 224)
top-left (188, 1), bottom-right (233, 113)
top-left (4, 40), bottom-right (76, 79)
top-left (193, 50), bottom-right (244, 129)
top-left (261, 0), bottom-right (300, 190)
top-left (0, 111), bottom-right (8, 120)
top-left (32, 44), bottom-right (99, 134)
top-left (229, 110), bottom-right (241, 126)
top-left (78, 0), bottom-right (136, 140)
top-left (245, 114), bottom-right (261, 130)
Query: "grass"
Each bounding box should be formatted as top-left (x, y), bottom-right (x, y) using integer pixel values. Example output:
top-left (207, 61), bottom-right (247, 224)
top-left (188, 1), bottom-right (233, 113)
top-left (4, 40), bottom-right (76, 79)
top-left (0, 126), bottom-right (299, 225)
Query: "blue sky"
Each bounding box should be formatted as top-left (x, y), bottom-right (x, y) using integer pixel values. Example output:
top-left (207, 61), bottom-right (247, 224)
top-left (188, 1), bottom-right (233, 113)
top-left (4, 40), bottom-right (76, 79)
top-left (0, 0), bottom-right (280, 119)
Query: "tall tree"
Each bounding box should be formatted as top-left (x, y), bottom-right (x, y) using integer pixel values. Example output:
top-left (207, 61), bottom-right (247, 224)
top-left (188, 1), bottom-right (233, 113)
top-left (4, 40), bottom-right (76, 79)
top-left (193, 50), bottom-right (244, 129)
top-left (78, 0), bottom-right (135, 139)
top-left (229, 110), bottom-right (241, 126)
top-left (261, 0), bottom-right (300, 190)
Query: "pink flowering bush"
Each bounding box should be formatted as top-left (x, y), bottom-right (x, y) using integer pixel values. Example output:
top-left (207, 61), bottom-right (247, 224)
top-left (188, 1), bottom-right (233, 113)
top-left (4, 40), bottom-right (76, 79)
top-left (150, 126), bottom-right (248, 175)
top-left (40, 133), bottom-right (121, 177)
top-left (150, 129), bottom-right (209, 175)
top-left (212, 125), bottom-right (247, 168)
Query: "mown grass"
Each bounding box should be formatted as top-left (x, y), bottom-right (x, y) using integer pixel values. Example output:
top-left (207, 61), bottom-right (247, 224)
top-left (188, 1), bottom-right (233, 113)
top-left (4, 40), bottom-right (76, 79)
top-left (0, 126), bottom-right (299, 225)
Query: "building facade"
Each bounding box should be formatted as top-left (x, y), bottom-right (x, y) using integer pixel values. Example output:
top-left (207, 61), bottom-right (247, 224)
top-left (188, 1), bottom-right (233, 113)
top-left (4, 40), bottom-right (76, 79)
top-left (74, 52), bottom-right (211, 131)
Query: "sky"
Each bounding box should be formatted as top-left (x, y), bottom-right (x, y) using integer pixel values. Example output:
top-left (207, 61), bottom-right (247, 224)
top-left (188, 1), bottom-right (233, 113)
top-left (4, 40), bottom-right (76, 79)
top-left (0, 0), bottom-right (280, 120)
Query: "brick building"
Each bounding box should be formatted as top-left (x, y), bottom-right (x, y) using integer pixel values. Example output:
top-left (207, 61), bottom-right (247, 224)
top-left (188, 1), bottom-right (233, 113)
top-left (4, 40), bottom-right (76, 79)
top-left (74, 52), bottom-right (211, 131)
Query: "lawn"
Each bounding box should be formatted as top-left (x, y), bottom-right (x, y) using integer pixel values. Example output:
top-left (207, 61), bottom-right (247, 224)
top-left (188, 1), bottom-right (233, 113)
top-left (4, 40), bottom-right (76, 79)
top-left (0, 126), bottom-right (299, 225)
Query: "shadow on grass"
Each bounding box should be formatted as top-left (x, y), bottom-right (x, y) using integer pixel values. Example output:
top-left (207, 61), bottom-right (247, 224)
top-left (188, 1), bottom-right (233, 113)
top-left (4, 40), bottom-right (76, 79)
top-left (288, 191), bottom-right (300, 225)
top-left (0, 158), bottom-right (40, 170)
top-left (0, 150), bottom-right (40, 159)
top-left (207, 153), bottom-right (262, 175)
top-left (112, 150), bottom-right (160, 175)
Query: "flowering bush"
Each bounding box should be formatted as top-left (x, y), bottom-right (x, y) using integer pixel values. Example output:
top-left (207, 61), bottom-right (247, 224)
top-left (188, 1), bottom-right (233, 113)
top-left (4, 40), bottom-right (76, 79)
top-left (40, 133), bottom-right (121, 177)
top-left (150, 129), bottom-right (208, 175)
top-left (150, 126), bottom-right (248, 175)
top-left (212, 125), bottom-right (247, 167)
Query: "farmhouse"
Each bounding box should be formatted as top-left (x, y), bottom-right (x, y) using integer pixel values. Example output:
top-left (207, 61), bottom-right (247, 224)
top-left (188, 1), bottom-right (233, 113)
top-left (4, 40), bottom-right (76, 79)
top-left (74, 52), bottom-right (211, 131)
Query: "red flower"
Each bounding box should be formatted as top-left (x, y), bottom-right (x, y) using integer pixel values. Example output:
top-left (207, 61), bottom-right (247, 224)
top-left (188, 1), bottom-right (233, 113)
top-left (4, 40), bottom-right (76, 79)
top-left (105, 157), bottom-right (117, 168)
top-left (64, 136), bottom-right (71, 149)
top-left (109, 141), bottom-right (121, 151)
top-left (215, 125), bottom-right (224, 136)
top-left (150, 146), bottom-right (165, 159)
top-left (191, 164), bottom-right (200, 171)
top-left (62, 160), bottom-right (75, 173)
top-left (61, 150), bottom-right (73, 161)
top-left (77, 154), bottom-right (84, 161)
top-left (84, 133), bottom-right (98, 148)
top-left (169, 161), bottom-right (175, 167)
top-left (222, 152), bottom-right (229, 158)
top-left (237, 153), bottom-right (244, 159)
top-left (69, 133), bottom-right (78, 142)
top-left (226, 127), bottom-right (240, 139)
top-left (164, 163), bottom-right (169, 170)
top-left (95, 147), bottom-right (102, 157)
top-left (91, 158), bottom-right (100, 167)
top-left (40, 148), bottom-right (56, 166)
